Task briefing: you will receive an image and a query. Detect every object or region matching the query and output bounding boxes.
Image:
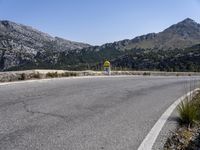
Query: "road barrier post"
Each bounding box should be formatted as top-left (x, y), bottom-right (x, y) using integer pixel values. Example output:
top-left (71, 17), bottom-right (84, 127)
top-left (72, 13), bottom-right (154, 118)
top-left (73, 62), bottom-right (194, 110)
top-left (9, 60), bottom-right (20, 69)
top-left (103, 60), bottom-right (111, 75)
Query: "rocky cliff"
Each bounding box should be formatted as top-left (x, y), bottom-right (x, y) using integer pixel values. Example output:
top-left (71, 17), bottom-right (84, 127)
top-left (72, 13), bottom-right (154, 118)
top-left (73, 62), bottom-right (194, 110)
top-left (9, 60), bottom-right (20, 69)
top-left (0, 20), bottom-right (90, 70)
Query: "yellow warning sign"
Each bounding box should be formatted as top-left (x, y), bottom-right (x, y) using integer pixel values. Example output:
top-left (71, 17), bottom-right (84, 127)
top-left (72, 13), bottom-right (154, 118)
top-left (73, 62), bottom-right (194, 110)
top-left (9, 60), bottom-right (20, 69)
top-left (103, 60), bottom-right (110, 68)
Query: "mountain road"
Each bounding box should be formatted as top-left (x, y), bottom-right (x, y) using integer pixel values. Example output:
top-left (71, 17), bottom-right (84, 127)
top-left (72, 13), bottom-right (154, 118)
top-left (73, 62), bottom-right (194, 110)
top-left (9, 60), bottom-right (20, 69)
top-left (0, 76), bottom-right (199, 150)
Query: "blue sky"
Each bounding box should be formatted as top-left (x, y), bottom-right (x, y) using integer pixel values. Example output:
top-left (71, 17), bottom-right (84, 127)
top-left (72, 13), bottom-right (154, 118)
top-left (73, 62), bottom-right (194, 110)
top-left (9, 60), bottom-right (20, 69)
top-left (0, 0), bottom-right (200, 45)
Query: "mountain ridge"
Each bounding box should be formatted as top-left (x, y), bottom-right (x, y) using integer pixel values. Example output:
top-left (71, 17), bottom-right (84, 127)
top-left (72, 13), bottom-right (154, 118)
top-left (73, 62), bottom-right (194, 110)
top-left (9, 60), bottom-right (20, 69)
top-left (104, 18), bottom-right (200, 50)
top-left (0, 18), bottom-right (200, 71)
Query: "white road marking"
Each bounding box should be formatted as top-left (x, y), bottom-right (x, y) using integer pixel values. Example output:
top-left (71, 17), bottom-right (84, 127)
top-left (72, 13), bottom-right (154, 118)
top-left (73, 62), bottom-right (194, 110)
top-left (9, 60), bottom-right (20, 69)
top-left (0, 75), bottom-right (197, 86)
top-left (138, 88), bottom-right (200, 150)
top-left (0, 75), bottom-right (138, 86)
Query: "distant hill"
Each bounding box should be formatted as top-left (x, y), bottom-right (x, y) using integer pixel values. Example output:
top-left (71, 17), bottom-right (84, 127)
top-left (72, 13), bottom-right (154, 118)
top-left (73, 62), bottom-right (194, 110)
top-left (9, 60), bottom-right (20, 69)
top-left (109, 44), bottom-right (200, 72)
top-left (0, 18), bottom-right (200, 71)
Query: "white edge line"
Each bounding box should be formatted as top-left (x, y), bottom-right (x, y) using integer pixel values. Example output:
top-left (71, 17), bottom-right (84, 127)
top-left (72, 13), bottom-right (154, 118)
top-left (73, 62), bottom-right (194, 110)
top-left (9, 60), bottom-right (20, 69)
top-left (0, 75), bottom-right (139, 86)
top-left (137, 88), bottom-right (200, 150)
top-left (0, 75), bottom-right (197, 86)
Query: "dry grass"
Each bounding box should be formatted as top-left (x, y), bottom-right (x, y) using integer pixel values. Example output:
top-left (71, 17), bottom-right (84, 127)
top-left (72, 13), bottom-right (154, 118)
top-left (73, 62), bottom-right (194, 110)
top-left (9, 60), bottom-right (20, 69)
top-left (177, 99), bottom-right (199, 126)
top-left (165, 92), bottom-right (200, 149)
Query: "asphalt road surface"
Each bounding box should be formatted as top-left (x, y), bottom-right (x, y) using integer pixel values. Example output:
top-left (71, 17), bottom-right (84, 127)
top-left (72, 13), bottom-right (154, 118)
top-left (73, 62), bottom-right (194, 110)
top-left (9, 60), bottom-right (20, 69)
top-left (0, 76), bottom-right (199, 150)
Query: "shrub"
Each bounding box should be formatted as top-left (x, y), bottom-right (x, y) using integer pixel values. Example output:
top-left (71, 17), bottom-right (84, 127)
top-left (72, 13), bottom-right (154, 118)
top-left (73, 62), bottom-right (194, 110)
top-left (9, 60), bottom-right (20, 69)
top-left (33, 72), bottom-right (42, 79)
top-left (46, 72), bottom-right (58, 78)
top-left (143, 72), bottom-right (151, 76)
top-left (61, 72), bottom-right (77, 77)
top-left (46, 72), bottom-right (78, 78)
top-left (177, 99), bottom-right (198, 126)
top-left (69, 72), bottom-right (77, 76)
top-left (61, 72), bottom-right (70, 77)
top-left (191, 92), bottom-right (200, 120)
top-left (19, 73), bottom-right (26, 80)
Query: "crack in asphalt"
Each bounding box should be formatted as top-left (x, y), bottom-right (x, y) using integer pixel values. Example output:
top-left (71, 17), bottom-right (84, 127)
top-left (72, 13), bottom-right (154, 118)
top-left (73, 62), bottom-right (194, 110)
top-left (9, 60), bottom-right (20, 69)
top-left (21, 101), bottom-right (71, 121)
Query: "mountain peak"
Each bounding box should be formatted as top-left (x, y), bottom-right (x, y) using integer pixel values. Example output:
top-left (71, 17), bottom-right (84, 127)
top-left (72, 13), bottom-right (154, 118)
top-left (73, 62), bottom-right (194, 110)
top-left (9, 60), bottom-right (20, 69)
top-left (163, 18), bottom-right (200, 33)
top-left (177, 18), bottom-right (198, 26)
top-left (124, 18), bottom-right (200, 50)
top-left (181, 18), bottom-right (195, 23)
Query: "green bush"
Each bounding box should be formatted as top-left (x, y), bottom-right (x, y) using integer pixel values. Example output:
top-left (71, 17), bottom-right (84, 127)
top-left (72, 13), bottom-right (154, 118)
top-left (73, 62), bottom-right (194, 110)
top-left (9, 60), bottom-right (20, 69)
top-left (61, 72), bottom-right (70, 77)
top-left (46, 72), bottom-right (58, 78)
top-left (46, 72), bottom-right (77, 78)
top-left (61, 72), bottom-right (77, 77)
top-left (143, 72), bottom-right (151, 76)
top-left (191, 93), bottom-right (200, 119)
top-left (33, 72), bottom-right (42, 79)
top-left (177, 99), bottom-right (198, 126)
top-left (69, 72), bottom-right (77, 76)
top-left (19, 73), bottom-right (26, 80)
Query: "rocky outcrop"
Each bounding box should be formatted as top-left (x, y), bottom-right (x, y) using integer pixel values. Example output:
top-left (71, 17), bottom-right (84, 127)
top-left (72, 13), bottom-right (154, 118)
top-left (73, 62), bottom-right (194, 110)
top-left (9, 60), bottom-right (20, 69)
top-left (0, 20), bottom-right (90, 70)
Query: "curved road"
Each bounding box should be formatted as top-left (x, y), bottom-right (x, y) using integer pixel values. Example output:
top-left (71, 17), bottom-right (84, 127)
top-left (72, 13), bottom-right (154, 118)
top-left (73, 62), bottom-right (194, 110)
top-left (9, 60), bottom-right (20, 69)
top-left (0, 76), bottom-right (199, 150)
